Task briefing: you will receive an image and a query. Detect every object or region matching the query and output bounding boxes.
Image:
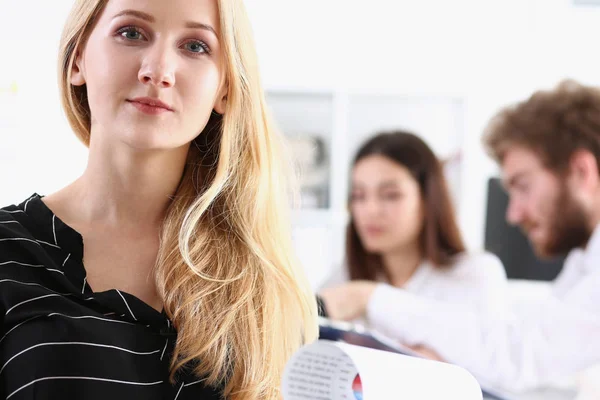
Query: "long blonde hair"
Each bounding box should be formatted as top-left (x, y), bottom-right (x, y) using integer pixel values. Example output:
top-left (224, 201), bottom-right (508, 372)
top-left (58, 1), bottom-right (318, 399)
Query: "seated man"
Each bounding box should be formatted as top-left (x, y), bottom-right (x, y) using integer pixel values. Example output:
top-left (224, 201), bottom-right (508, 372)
top-left (470, 79), bottom-right (600, 390)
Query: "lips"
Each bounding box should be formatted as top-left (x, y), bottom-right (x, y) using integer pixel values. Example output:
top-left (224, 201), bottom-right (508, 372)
top-left (127, 97), bottom-right (173, 111)
top-left (364, 226), bottom-right (385, 235)
top-left (127, 97), bottom-right (174, 115)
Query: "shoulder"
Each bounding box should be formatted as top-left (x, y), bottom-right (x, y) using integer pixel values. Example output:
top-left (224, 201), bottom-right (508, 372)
top-left (0, 195), bottom-right (50, 275)
top-left (443, 251), bottom-right (507, 284)
top-left (428, 252), bottom-right (509, 311)
top-left (0, 209), bottom-right (30, 241)
top-left (0, 195), bottom-right (40, 240)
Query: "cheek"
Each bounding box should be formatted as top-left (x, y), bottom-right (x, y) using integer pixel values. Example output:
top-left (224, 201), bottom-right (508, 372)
top-left (177, 67), bottom-right (221, 137)
top-left (387, 201), bottom-right (423, 234)
top-left (390, 198), bottom-right (420, 220)
top-left (84, 43), bottom-right (137, 104)
top-left (350, 204), bottom-right (367, 225)
top-left (182, 65), bottom-right (222, 110)
top-left (532, 192), bottom-right (557, 220)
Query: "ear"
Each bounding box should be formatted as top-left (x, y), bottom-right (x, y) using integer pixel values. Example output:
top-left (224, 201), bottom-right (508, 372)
top-left (213, 85), bottom-right (228, 115)
top-left (569, 149), bottom-right (599, 191)
top-left (70, 51), bottom-right (86, 86)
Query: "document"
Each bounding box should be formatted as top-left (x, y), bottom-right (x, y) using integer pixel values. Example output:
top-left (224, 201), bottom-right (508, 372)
top-left (282, 339), bottom-right (483, 399)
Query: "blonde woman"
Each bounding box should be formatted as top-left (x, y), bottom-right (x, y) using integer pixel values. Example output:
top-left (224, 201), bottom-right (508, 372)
top-left (0, 0), bottom-right (317, 399)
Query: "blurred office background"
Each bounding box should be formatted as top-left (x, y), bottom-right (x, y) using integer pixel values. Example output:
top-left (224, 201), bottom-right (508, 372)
top-left (0, 2), bottom-right (597, 287)
top-left (4, 0), bottom-right (595, 288)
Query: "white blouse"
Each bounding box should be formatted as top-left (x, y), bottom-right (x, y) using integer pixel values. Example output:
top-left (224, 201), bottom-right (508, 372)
top-left (323, 236), bottom-right (600, 393)
top-left (321, 251), bottom-right (510, 329)
top-left (320, 251), bottom-right (511, 373)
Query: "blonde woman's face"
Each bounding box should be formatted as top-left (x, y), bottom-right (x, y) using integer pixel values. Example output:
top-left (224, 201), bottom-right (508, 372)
top-left (70, 0), bottom-right (226, 150)
top-left (350, 155), bottom-right (425, 254)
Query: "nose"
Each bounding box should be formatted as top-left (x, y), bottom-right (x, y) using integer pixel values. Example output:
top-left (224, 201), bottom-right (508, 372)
top-left (363, 197), bottom-right (382, 218)
top-left (505, 197), bottom-right (523, 226)
top-left (138, 43), bottom-right (176, 88)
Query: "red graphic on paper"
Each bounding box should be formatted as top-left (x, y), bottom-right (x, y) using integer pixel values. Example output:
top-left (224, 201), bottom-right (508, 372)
top-left (352, 373), bottom-right (363, 400)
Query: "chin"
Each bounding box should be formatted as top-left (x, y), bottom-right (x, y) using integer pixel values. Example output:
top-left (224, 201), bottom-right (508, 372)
top-left (531, 244), bottom-right (552, 259)
top-left (120, 131), bottom-right (184, 151)
top-left (361, 240), bottom-right (391, 254)
top-left (115, 118), bottom-right (186, 147)
top-left (531, 237), bottom-right (560, 259)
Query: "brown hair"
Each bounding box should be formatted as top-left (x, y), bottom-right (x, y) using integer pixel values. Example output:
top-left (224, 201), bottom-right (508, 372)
top-left (483, 79), bottom-right (600, 172)
top-left (346, 131), bottom-right (466, 281)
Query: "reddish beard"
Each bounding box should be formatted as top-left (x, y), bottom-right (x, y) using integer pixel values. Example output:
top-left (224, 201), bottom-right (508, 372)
top-left (522, 183), bottom-right (591, 258)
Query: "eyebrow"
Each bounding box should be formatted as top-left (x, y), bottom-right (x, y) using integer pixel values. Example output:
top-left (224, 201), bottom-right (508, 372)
top-left (352, 180), bottom-right (401, 190)
top-left (378, 181), bottom-right (402, 189)
top-left (112, 9), bottom-right (217, 36)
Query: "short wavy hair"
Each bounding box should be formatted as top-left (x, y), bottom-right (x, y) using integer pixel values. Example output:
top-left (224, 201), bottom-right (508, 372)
top-left (483, 79), bottom-right (600, 173)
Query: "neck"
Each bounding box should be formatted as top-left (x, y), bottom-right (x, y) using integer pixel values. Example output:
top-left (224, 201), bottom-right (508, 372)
top-left (381, 243), bottom-right (423, 287)
top-left (584, 201), bottom-right (600, 249)
top-left (56, 135), bottom-right (191, 231)
top-left (589, 198), bottom-right (600, 233)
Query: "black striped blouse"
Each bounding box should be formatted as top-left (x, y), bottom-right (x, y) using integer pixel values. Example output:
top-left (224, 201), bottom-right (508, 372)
top-left (0, 194), bottom-right (223, 399)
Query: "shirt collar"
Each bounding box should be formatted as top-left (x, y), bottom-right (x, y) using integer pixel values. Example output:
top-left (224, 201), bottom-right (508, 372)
top-left (582, 223), bottom-right (600, 273)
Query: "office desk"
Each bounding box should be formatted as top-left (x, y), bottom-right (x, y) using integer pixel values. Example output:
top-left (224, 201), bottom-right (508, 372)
top-left (483, 387), bottom-right (577, 400)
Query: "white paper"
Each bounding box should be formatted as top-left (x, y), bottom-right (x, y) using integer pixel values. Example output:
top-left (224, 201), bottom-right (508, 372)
top-left (281, 342), bottom-right (359, 399)
top-left (282, 340), bottom-right (482, 400)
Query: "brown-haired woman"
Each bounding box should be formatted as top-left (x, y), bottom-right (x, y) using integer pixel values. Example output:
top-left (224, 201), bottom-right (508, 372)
top-left (319, 131), bottom-right (508, 359)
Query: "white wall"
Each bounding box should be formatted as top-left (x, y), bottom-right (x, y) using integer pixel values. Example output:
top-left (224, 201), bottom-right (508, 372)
top-left (0, 0), bottom-right (86, 207)
top-left (1, 0), bottom-right (600, 285)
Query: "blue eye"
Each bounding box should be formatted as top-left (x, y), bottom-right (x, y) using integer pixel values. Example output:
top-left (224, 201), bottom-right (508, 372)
top-left (117, 26), bottom-right (145, 41)
top-left (183, 40), bottom-right (210, 54)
